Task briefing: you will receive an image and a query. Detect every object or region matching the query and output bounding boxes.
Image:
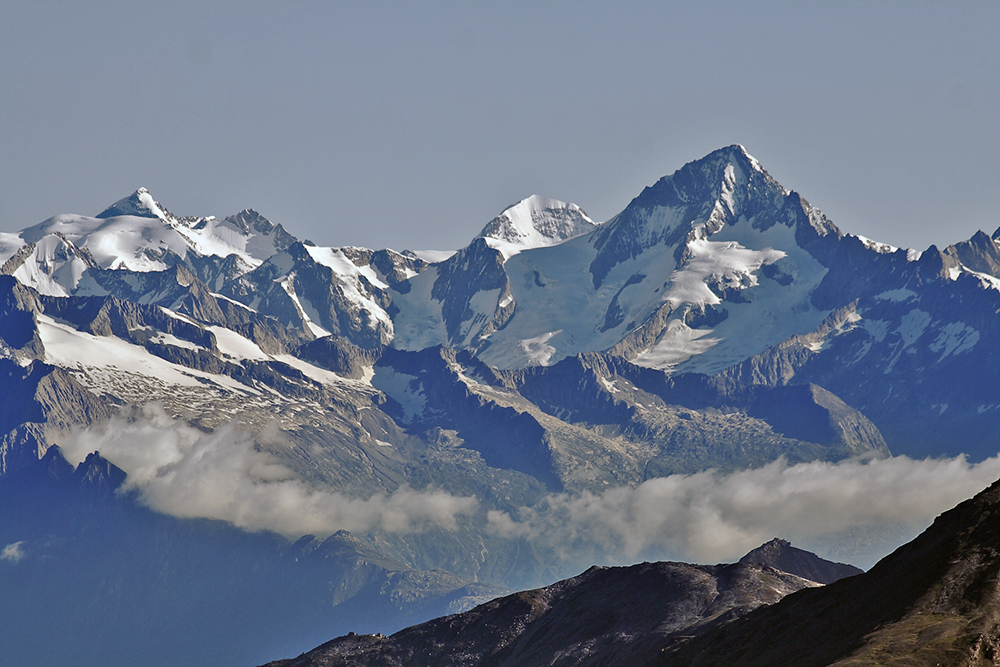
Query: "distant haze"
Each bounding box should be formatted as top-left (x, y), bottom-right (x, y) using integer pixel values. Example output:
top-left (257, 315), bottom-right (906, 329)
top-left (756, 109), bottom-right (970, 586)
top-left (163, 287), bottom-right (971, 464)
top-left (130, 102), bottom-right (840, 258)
top-left (1, 1), bottom-right (997, 252)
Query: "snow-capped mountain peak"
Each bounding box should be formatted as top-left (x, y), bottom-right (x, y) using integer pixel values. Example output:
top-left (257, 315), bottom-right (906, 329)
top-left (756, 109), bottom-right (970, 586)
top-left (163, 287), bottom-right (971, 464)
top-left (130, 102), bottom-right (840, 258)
top-left (96, 187), bottom-right (173, 221)
top-left (586, 145), bottom-right (825, 291)
top-left (477, 195), bottom-right (598, 259)
top-left (716, 143), bottom-right (763, 172)
top-left (1, 190), bottom-right (302, 296)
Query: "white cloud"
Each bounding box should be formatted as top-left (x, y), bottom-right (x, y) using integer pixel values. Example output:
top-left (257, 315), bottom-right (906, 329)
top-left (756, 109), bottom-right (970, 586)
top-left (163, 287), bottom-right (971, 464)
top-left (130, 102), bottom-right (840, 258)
top-left (50, 405), bottom-right (1000, 571)
top-left (1, 541), bottom-right (27, 563)
top-left (52, 404), bottom-right (478, 538)
top-left (487, 455), bottom-right (1000, 569)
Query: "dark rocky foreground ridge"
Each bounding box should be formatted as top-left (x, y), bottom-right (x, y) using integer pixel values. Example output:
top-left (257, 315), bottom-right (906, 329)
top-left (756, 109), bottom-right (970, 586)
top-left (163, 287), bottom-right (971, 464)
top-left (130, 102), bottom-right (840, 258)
top-left (261, 542), bottom-right (860, 667)
top-left (261, 477), bottom-right (1000, 667)
top-left (661, 475), bottom-right (1000, 666)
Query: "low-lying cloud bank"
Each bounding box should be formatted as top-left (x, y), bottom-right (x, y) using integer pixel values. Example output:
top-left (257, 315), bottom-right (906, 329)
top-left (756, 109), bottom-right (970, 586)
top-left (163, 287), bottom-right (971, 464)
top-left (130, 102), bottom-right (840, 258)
top-left (53, 406), bottom-right (1000, 569)
top-left (488, 455), bottom-right (1000, 568)
top-left (54, 405), bottom-right (478, 537)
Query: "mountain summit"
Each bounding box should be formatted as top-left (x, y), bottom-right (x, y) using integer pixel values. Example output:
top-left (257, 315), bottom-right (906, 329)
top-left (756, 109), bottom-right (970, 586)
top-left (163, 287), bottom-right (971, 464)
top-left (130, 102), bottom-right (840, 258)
top-left (456, 144), bottom-right (838, 371)
top-left (738, 537), bottom-right (863, 585)
top-left (477, 195), bottom-right (598, 258)
top-left (4, 144), bottom-right (1000, 456)
top-left (96, 187), bottom-right (172, 220)
top-left (266, 477), bottom-right (1000, 667)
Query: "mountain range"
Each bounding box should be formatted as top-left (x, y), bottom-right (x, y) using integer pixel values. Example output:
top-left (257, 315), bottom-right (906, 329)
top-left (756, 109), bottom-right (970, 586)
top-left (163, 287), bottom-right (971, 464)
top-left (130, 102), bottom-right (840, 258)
top-left (2, 145), bottom-right (999, 666)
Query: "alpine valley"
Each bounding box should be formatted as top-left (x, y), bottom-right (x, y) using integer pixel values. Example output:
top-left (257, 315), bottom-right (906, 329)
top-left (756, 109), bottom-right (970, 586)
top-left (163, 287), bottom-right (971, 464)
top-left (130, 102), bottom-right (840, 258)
top-left (2, 145), bottom-right (1000, 666)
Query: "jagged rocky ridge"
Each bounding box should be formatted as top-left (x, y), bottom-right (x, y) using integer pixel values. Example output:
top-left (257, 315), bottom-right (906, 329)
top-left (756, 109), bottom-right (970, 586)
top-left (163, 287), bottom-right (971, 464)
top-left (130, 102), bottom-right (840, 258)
top-left (0, 266), bottom-right (890, 503)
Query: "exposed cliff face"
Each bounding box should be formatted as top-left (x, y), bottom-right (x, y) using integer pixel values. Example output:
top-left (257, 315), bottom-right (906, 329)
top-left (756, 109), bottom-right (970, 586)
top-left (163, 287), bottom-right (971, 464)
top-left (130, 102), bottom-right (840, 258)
top-left (510, 353), bottom-right (888, 474)
top-left (722, 248), bottom-right (1000, 460)
top-left (588, 145), bottom-right (835, 290)
top-left (297, 335), bottom-right (385, 379)
top-left (219, 241), bottom-right (419, 349)
top-left (0, 275), bottom-right (45, 361)
top-left (429, 238), bottom-right (515, 348)
top-left (370, 347), bottom-right (888, 494)
top-left (0, 359), bottom-right (112, 476)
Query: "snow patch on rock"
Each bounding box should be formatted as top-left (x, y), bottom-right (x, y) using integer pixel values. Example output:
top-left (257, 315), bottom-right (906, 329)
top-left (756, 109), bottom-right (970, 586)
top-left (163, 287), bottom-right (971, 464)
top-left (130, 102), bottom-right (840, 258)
top-left (929, 322), bottom-right (980, 361)
top-left (371, 367), bottom-right (427, 422)
top-left (518, 330), bottom-right (562, 367)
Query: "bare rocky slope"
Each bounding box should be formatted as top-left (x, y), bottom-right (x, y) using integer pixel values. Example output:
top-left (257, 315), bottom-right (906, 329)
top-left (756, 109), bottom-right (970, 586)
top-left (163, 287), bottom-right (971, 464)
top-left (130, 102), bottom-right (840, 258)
top-left (659, 474), bottom-right (1000, 666)
top-left (259, 543), bottom-right (859, 667)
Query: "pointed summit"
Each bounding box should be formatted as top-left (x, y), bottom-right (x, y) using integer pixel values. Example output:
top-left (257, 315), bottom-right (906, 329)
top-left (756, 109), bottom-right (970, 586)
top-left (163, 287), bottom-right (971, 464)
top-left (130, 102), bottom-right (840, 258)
top-left (708, 143), bottom-right (764, 171)
top-left (623, 144), bottom-right (784, 223)
top-left (72, 451), bottom-right (128, 498)
top-left (738, 538), bottom-right (863, 584)
top-left (96, 187), bottom-right (172, 221)
top-left (588, 145), bottom-right (836, 288)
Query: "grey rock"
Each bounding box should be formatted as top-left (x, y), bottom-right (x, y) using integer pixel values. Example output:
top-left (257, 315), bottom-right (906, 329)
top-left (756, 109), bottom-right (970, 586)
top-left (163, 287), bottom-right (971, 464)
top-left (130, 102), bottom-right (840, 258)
top-left (0, 358), bottom-right (113, 477)
top-left (429, 238), bottom-right (515, 348)
top-left (723, 260), bottom-right (1000, 460)
top-left (588, 145), bottom-right (836, 289)
top-left (222, 242), bottom-right (394, 348)
top-left (297, 335), bottom-right (384, 379)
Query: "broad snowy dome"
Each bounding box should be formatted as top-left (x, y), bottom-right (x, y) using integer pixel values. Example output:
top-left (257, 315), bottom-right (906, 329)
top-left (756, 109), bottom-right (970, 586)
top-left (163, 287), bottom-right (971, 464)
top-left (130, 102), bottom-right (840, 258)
top-left (477, 195), bottom-right (598, 259)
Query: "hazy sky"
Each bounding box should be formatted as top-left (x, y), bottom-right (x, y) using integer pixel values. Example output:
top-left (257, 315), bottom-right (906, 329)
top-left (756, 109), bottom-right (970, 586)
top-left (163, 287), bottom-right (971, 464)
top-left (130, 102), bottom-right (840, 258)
top-left (2, 1), bottom-right (997, 253)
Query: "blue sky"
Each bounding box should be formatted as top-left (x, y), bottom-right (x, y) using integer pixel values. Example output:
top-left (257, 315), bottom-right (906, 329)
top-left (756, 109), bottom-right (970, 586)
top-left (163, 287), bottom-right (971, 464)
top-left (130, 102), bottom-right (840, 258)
top-left (1, 1), bottom-right (997, 252)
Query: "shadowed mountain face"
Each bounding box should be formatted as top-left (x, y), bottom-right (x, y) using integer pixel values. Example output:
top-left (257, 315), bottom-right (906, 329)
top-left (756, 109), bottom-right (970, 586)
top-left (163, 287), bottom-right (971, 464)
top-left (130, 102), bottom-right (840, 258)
top-left (259, 541), bottom-right (858, 667)
top-left (738, 537), bottom-right (863, 585)
top-left (659, 476), bottom-right (1000, 667)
